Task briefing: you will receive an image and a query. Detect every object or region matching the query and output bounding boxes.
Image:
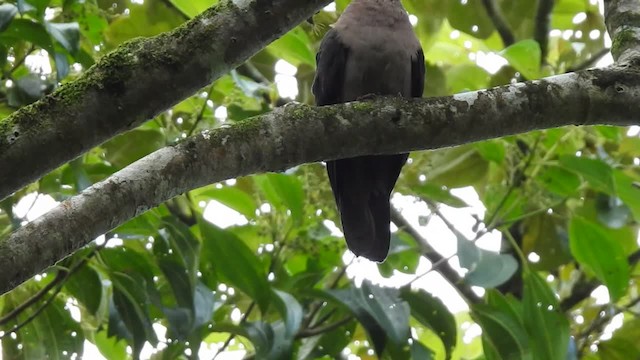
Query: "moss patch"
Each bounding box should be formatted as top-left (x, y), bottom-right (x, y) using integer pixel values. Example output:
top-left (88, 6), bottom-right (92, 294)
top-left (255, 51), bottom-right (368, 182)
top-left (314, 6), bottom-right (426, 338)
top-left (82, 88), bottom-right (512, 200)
top-left (611, 28), bottom-right (639, 60)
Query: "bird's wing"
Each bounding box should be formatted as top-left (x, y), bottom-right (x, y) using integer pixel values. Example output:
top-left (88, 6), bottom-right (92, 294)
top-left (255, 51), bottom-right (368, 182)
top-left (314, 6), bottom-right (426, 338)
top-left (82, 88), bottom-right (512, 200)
top-left (312, 28), bottom-right (349, 208)
top-left (412, 49), bottom-right (426, 98)
top-left (312, 29), bottom-right (349, 106)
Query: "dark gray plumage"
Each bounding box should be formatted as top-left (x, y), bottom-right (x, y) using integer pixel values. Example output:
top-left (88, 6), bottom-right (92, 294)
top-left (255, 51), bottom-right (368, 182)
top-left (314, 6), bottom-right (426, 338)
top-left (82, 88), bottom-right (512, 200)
top-left (312, 0), bottom-right (425, 262)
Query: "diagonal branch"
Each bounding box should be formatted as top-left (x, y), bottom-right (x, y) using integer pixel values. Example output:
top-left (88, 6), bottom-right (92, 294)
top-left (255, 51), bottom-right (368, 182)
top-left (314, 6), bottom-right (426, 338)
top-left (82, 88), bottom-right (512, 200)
top-left (481, 0), bottom-right (516, 47)
top-left (1, 65), bottom-right (640, 294)
top-left (534, 0), bottom-right (555, 65)
top-left (0, 0), bottom-right (332, 201)
top-left (390, 207), bottom-right (481, 304)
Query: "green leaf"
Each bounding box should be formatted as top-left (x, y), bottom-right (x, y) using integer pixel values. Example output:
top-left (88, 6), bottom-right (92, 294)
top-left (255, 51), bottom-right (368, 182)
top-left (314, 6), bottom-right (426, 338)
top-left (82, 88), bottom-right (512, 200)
top-left (16, 0), bottom-right (36, 14)
top-left (0, 4), bottom-right (18, 32)
top-left (559, 156), bottom-right (614, 194)
top-left (18, 0), bottom-right (48, 14)
top-left (98, 246), bottom-right (162, 306)
top-left (426, 147), bottom-right (489, 188)
top-left (536, 166), bottom-right (581, 196)
top-left (192, 186), bottom-right (257, 220)
top-left (326, 281), bottom-right (410, 355)
top-left (0, 19), bottom-right (54, 53)
top-left (447, 0), bottom-right (494, 39)
top-left (193, 282), bottom-right (217, 328)
top-left (200, 221), bottom-right (271, 312)
top-left (103, 129), bottom-right (165, 168)
top-left (613, 169), bottom-right (640, 222)
top-left (411, 341), bottom-right (435, 360)
top-left (64, 264), bottom-right (104, 315)
top-left (54, 51), bottom-right (70, 80)
top-left (93, 328), bottom-right (128, 360)
top-left (457, 235), bottom-right (518, 288)
top-left (377, 233), bottom-right (420, 277)
top-left (7, 73), bottom-right (52, 106)
top-left (111, 272), bottom-right (159, 356)
top-left (521, 214), bottom-right (572, 271)
top-left (415, 183), bottom-right (469, 208)
top-left (214, 321), bottom-right (293, 360)
top-left (447, 64), bottom-right (490, 92)
top-left (569, 217), bottom-right (629, 300)
top-left (45, 22), bottom-right (80, 54)
top-left (159, 217), bottom-right (200, 277)
top-left (272, 289), bottom-right (303, 337)
top-left (598, 318), bottom-right (640, 359)
top-left (486, 290), bottom-right (523, 327)
top-left (169, 0), bottom-right (217, 18)
top-left (104, 0), bottom-right (185, 46)
top-left (254, 173), bottom-right (305, 225)
top-left (475, 140), bottom-right (506, 164)
top-left (4, 286), bottom-right (84, 360)
top-left (522, 272), bottom-right (569, 360)
top-left (500, 40), bottom-right (541, 79)
top-left (158, 257), bottom-right (194, 309)
top-left (267, 26), bottom-right (315, 66)
top-left (400, 287), bottom-right (457, 358)
top-left (472, 303), bottom-right (530, 360)
top-left (595, 193), bottom-right (630, 229)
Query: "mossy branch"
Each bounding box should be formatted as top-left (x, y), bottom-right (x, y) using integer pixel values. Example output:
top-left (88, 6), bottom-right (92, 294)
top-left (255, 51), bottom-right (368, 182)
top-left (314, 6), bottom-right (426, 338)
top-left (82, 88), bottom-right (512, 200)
top-left (605, 0), bottom-right (640, 63)
top-left (0, 0), bottom-right (332, 201)
top-left (1, 65), bottom-right (640, 294)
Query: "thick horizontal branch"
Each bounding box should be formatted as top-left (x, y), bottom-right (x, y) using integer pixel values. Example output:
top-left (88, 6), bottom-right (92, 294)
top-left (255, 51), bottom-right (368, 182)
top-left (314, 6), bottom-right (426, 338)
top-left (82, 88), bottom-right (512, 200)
top-left (1, 66), bottom-right (640, 294)
top-left (0, 0), bottom-right (331, 200)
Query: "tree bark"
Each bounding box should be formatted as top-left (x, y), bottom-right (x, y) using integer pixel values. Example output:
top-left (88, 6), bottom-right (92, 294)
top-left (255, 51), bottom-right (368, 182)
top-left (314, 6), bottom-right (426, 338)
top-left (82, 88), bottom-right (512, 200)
top-left (1, 66), bottom-right (640, 294)
top-left (0, 0), bottom-right (332, 201)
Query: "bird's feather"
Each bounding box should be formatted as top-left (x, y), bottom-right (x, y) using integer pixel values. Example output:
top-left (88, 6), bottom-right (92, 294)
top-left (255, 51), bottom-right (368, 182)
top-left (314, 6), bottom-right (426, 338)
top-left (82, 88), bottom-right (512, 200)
top-left (312, 3), bottom-right (425, 262)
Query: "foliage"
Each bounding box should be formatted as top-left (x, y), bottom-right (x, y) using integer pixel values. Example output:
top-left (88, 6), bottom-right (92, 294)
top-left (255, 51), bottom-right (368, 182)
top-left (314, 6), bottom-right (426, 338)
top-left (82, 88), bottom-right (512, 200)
top-left (0, 0), bottom-right (638, 359)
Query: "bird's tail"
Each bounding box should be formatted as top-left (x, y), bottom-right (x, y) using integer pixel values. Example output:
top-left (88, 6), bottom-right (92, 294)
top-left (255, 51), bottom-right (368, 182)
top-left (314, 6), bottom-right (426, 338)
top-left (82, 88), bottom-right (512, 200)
top-left (326, 154), bottom-right (407, 262)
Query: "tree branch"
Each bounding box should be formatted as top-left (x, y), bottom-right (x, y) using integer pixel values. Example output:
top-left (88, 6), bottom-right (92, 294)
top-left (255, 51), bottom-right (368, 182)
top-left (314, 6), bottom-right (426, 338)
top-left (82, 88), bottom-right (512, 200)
top-left (605, 0), bottom-right (640, 63)
top-left (0, 0), bottom-right (332, 201)
top-left (481, 0), bottom-right (515, 47)
top-left (568, 48), bottom-right (611, 72)
top-left (390, 207), bottom-right (481, 304)
top-left (295, 316), bottom-right (353, 338)
top-left (560, 248), bottom-right (640, 311)
top-left (2, 65), bottom-right (640, 294)
top-left (534, 0), bottom-right (555, 64)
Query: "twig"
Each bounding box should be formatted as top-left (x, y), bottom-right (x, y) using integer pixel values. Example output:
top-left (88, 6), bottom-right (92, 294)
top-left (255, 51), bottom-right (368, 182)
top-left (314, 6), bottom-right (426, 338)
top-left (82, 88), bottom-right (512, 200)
top-left (534, 0), bottom-right (555, 65)
top-left (212, 301), bottom-right (256, 359)
top-left (560, 248), bottom-right (640, 311)
top-left (7, 46), bottom-right (35, 76)
top-left (296, 316), bottom-right (353, 338)
top-left (568, 48), bottom-right (611, 72)
top-left (0, 242), bottom-right (105, 336)
top-left (577, 296), bottom-right (640, 356)
top-left (486, 135), bottom-right (541, 229)
top-left (308, 307), bottom-right (337, 329)
top-left (301, 264), bottom-right (349, 330)
top-left (0, 271), bottom-right (64, 326)
top-left (406, 137), bottom-right (541, 294)
top-left (187, 82), bottom-right (217, 137)
top-left (481, 0), bottom-right (515, 47)
top-left (213, 230), bottom-right (289, 359)
top-left (391, 207), bottom-right (481, 304)
top-left (0, 277), bottom-right (66, 338)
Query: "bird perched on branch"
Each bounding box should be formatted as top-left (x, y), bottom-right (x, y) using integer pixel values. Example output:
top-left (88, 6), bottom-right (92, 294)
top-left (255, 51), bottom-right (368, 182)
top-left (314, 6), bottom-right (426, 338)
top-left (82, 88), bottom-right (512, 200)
top-left (312, 0), bottom-right (425, 262)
